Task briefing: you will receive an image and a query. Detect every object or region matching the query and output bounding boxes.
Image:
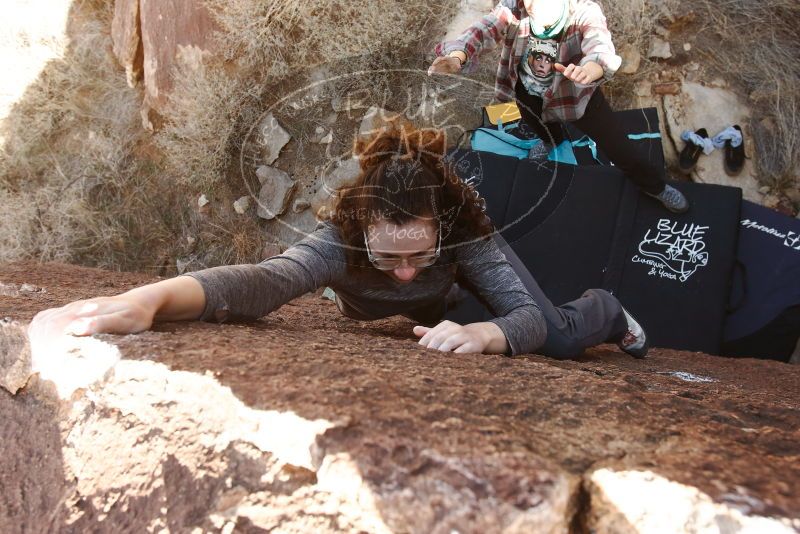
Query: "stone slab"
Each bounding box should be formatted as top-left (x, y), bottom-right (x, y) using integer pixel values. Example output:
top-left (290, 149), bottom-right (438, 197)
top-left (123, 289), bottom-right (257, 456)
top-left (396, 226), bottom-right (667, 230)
top-left (256, 166), bottom-right (297, 220)
top-left (1, 262), bottom-right (798, 532)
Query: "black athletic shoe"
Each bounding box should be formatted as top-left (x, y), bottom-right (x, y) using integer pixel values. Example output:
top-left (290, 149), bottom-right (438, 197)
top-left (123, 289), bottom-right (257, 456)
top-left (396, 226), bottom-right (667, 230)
top-left (678, 127), bottom-right (708, 173)
top-left (724, 125), bottom-right (745, 176)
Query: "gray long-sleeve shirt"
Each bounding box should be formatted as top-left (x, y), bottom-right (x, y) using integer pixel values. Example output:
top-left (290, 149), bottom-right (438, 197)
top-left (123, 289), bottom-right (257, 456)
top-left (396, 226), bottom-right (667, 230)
top-left (184, 222), bottom-right (546, 355)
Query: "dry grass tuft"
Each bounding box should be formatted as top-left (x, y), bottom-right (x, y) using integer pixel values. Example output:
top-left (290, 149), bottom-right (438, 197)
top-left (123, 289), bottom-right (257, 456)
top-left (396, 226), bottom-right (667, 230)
top-left (154, 0), bottom-right (459, 190)
top-left (153, 59), bottom-right (242, 191)
top-left (694, 0), bottom-right (800, 190)
top-left (603, 0), bottom-right (677, 52)
top-left (603, 0), bottom-right (800, 192)
top-left (0, 0), bottom-right (186, 272)
top-left (150, 0), bottom-right (461, 267)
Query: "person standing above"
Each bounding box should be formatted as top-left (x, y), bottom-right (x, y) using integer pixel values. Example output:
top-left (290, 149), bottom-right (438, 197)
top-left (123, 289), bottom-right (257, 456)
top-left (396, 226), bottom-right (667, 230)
top-left (428, 0), bottom-right (690, 214)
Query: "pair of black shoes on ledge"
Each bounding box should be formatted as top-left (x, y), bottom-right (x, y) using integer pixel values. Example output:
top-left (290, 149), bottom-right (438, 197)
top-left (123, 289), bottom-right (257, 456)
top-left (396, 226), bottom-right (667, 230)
top-left (680, 125), bottom-right (745, 176)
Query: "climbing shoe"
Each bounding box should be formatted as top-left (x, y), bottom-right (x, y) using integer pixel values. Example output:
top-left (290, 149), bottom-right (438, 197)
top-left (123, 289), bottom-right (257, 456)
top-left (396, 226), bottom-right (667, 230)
top-left (645, 184), bottom-right (689, 214)
top-left (678, 127), bottom-right (709, 173)
top-left (618, 307), bottom-right (649, 359)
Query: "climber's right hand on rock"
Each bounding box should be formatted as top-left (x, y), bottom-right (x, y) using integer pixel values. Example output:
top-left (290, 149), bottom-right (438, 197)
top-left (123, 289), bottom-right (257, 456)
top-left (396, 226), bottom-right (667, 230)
top-left (28, 295), bottom-right (156, 339)
top-left (427, 54), bottom-right (463, 75)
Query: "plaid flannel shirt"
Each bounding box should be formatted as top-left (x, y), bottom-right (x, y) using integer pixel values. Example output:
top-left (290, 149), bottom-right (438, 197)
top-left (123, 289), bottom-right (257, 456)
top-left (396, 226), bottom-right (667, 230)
top-left (435, 0), bottom-right (622, 122)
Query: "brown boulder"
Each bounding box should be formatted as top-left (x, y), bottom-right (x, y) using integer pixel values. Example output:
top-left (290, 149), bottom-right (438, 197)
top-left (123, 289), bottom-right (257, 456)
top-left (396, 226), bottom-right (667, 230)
top-left (111, 0), bottom-right (220, 120)
top-left (618, 45), bottom-right (642, 75)
top-left (139, 0), bottom-right (220, 113)
top-left (111, 0), bottom-right (144, 87)
top-left (1, 262), bottom-right (799, 532)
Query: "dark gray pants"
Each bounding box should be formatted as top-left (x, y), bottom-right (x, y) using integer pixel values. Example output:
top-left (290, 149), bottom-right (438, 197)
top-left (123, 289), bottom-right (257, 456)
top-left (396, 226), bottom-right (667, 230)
top-left (495, 234), bottom-right (628, 359)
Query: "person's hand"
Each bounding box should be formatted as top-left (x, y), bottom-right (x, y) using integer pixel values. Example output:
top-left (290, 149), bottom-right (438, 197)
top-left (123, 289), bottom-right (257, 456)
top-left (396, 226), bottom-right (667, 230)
top-left (25, 295), bottom-right (155, 398)
top-left (554, 62), bottom-right (603, 85)
top-left (28, 295), bottom-right (157, 341)
top-left (413, 320), bottom-right (490, 353)
top-left (427, 55), bottom-right (463, 76)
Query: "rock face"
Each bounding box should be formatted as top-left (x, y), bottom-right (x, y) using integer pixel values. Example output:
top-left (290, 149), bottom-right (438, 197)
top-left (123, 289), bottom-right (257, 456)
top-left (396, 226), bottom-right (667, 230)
top-left (256, 166), bottom-right (296, 220)
top-left (1, 262), bottom-right (799, 533)
top-left (663, 82), bottom-right (763, 203)
top-left (111, 0), bottom-right (144, 87)
top-left (588, 468), bottom-right (798, 533)
top-left (0, 320), bottom-right (30, 394)
top-left (111, 0), bottom-right (220, 119)
top-left (233, 195), bottom-right (251, 214)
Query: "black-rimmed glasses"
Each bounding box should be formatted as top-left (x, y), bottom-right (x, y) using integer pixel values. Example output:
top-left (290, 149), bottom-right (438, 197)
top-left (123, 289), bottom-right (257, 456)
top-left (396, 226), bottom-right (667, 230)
top-left (364, 223), bottom-right (442, 270)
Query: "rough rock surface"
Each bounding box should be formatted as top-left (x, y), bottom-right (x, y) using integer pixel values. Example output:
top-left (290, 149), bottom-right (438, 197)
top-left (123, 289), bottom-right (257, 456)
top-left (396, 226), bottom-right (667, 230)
top-left (0, 320), bottom-right (30, 394)
top-left (111, 0), bottom-right (143, 87)
top-left (1, 262), bottom-right (799, 533)
top-left (262, 209), bottom-right (321, 250)
top-left (647, 38), bottom-right (672, 59)
top-left (618, 45), bottom-right (641, 75)
top-left (663, 82), bottom-right (763, 203)
top-left (233, 195), bottom-right (251, 215)
top-left (256, 166), bottom-right (297, 220)
top-left (111, 0), bottom-right (219, 119)
top-left (257, 113), bottom-right (292, 165)
top-left (139, 0), bottom-right (219, 113)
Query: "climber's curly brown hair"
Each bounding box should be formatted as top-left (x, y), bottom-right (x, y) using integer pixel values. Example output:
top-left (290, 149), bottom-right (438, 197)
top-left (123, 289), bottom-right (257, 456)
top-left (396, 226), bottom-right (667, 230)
top-left (331, 123), bottom-right (494, 268)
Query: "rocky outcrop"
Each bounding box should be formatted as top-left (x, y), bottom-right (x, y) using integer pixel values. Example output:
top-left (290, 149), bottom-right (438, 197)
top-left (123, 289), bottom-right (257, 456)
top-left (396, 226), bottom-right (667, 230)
top-left (588, 468), bottom-right (798, 533)
top-left (111, 0), bottom-right (143, 87)
top-left (111, 0), bottom-right (220, 122)
top-left (311, 157), bottom-right (362, 217)
top-left (618, 45), bottom-right (641, 75)
top-left (1, 262), bottom-right (799, 533)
